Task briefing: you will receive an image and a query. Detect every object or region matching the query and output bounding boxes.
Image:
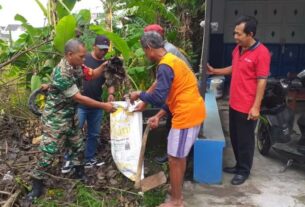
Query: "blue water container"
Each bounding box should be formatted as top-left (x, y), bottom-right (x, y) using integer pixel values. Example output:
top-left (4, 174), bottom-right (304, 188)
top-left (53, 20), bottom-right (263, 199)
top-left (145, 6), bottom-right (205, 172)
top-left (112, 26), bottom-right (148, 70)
top-left (194, 139), bottom-right (225, 184)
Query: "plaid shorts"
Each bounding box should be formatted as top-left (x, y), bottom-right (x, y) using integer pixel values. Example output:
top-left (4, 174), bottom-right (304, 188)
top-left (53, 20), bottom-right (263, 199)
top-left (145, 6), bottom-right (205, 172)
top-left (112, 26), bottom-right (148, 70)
top-left (167, 125), bottom-right (201, 158)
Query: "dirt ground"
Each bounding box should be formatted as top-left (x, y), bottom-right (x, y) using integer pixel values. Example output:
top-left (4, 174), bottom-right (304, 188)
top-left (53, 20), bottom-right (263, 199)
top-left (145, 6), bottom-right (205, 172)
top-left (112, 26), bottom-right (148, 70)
top-left (1, 98), bottom-right (305, 206)
top-left (0, 116), bottom-right (168, 207)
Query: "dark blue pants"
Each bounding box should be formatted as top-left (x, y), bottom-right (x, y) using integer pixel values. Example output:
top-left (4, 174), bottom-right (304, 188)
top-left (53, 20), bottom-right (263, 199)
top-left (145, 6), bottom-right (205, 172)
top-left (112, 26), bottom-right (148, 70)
top-left (78, 107), bottom-right (103, 161)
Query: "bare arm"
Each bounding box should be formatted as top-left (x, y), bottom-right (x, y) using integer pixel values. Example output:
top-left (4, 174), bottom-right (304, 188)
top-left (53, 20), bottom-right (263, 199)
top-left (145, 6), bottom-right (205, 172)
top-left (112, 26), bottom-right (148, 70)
top-left (107, 86), bottom-right (115, 102)
top-left (248, 79), bottom-right (267, 120)
top-left (253, 79), bottom-right (267, 109)
top-left (108, 86), bottom-right (115, 94)
top-left (132, 81), bottom-right (157, 111)
top-left (207, 64), bottom-right (232, 75)
top-left (148, 108), bottom-right (167, 129)
top-left (40, 84), bottom-right (49, 91)
top-left (90, 61), bottom-right (108, 80)
top-left (72, 92), bottom-right (116, 112)
top-left (155, 108), bottom-right (167, 119)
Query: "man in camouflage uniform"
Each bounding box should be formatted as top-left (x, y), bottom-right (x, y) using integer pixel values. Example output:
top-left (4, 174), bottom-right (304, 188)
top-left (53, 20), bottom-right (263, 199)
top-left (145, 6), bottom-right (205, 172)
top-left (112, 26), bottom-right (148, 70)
top-left (26, 39), bottom-right (116, 201)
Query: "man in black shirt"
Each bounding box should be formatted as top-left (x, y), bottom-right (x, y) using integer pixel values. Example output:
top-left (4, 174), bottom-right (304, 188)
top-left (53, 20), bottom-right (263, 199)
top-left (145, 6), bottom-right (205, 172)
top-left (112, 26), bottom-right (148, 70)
top-left (78, 36), bottom-right (115, 168)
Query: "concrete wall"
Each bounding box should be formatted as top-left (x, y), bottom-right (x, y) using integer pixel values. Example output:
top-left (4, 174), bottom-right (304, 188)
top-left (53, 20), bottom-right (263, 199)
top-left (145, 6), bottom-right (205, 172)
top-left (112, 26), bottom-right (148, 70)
top-left (211, 0), bottom-right (305, 44)
top-left (208, 0), bottom-right (305, 76)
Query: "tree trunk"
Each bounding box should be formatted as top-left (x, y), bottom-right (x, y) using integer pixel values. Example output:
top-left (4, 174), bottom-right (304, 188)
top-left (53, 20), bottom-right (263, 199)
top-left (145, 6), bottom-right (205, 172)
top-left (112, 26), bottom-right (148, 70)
top-left (49, 0), bottom-right (58, 28)
top-left (190, 8), bottom-right (205, 72)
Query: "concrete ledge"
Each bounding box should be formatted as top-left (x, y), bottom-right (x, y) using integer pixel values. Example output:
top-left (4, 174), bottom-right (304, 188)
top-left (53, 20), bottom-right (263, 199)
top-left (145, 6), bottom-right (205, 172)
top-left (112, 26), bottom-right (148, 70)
top-left (202, 91), bottom-right (225, 140)
top-left (193, 91), bottom-right (225, 184)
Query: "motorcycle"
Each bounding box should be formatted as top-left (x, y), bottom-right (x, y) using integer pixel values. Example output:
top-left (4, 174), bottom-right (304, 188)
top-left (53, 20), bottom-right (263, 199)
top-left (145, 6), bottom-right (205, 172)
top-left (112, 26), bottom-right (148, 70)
top-left (257, 69), bottom-right (305, 171)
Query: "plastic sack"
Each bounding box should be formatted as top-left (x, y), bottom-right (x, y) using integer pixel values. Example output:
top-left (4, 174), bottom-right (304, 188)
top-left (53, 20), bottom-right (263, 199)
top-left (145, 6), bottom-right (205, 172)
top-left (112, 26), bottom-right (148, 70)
top-left (110, 101), bottom-right (143, 181)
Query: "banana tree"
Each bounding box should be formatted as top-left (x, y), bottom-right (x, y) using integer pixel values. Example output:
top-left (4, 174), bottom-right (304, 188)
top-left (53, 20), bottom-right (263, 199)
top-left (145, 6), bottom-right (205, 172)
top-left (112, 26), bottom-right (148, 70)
top-left (0, 0), bottom-right (82, 90)
top-left (121, 0), bottom-right (179, 25)
top-left (34, 0), bottom-right (80, 28)
top-left (100, 0), bottom-right (115, 32)
top-left (165, 0), bottom-right (205, 49)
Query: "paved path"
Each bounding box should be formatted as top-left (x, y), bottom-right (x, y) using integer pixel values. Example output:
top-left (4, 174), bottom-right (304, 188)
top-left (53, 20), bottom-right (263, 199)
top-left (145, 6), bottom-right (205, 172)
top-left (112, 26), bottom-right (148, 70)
top-left (183, 100), bottom-right (305, 207)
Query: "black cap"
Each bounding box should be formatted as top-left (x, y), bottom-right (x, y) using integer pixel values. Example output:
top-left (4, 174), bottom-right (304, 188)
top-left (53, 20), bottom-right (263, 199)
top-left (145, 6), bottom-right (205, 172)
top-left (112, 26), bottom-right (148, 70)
top-left (94, 35), bottom-right (110, 49)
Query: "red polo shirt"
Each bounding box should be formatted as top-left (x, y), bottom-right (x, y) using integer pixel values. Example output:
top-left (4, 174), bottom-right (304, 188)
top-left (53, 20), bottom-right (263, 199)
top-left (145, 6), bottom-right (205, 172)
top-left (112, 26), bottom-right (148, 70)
top-left (229, 41), bottom-right (271, 114)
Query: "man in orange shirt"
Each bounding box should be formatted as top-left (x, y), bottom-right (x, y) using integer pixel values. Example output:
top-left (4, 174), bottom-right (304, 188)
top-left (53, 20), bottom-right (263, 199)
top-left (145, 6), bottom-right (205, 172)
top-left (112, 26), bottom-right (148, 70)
top-left (130, 32), bottom-right (206, 207)
top-left (141, 24), bottom-right (192, 165)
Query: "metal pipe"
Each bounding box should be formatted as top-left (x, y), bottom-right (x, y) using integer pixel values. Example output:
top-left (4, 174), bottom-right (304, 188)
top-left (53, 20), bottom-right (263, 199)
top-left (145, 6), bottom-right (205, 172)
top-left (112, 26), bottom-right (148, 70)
top-left (200, 0), bottom-right (212, 98)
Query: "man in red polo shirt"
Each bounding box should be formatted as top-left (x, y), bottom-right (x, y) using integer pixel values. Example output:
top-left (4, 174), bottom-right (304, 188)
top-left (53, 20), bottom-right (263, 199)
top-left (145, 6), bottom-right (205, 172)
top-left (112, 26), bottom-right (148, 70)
top-left (208, 16), bottom-right (271, 185)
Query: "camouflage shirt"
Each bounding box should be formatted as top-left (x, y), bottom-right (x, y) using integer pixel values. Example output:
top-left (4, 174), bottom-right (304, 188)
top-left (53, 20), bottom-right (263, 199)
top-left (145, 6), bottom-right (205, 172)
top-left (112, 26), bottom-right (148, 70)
top-left (42, 59), bottom-right (86, 129)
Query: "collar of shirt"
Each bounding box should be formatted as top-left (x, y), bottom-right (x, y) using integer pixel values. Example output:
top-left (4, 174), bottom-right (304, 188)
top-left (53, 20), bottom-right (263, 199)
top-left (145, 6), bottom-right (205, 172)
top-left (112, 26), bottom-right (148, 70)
top-left (238, 39), bottom-right (261, 55)
top-left (60, 58), bottom-right (83, 77)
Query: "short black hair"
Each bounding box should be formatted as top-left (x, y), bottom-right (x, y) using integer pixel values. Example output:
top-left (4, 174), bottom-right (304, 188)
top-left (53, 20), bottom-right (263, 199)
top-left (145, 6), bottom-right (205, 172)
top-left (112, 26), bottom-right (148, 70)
top-left (235, 16), bottom-right (258, 36)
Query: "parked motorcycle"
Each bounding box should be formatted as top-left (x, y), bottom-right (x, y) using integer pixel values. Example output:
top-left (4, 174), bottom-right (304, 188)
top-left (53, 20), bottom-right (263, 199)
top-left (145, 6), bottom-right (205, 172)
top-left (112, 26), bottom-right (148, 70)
top-left (257, 69), bottom-right (305, 171)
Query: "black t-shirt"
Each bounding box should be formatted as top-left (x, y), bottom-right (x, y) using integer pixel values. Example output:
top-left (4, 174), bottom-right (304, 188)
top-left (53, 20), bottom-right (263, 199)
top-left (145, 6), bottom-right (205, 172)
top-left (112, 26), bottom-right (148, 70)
top-left (81, 53), bottom-right (106, 102)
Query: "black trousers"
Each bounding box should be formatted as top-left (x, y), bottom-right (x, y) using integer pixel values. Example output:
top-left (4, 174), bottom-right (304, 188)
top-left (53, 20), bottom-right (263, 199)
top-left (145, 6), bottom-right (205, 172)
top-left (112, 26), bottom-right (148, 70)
top-left (229, 107), bottom-right (257, 176)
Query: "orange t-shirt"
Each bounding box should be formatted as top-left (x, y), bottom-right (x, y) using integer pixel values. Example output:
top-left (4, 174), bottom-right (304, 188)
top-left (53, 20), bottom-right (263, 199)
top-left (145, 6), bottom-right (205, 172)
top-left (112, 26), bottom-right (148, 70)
top-left (159, 53), bottom-right (206, 129)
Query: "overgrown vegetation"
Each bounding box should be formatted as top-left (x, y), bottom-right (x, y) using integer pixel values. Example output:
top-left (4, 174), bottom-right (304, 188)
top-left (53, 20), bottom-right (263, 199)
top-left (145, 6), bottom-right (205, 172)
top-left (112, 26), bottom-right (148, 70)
top-left (0, 0), bottom-right (205, 206)
top-left (35, 184), bottom-right (120, 207)
top-left (33, 183), bottom-right (167, 207)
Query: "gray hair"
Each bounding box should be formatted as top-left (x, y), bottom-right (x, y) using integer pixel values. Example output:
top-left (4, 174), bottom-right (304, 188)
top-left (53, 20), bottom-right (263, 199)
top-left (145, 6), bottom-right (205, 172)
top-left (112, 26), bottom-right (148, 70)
top-left (140, 31), bottom-right (165, 49)
top-left (64, 39), bottom-right (85, 54)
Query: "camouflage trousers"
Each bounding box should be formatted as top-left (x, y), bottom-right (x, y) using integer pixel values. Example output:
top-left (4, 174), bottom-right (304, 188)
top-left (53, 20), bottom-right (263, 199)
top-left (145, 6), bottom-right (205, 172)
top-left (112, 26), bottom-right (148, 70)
top-left (33, 117), bottom-right (84, 179)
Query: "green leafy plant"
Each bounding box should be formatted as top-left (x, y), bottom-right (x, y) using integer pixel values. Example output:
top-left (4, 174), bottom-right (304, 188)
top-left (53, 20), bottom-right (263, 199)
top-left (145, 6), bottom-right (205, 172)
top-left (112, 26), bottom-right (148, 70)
top-left (90, 25), bottom-right (132, 62)
top-left (30, 74), bottom-right (42, 91)
top-left (118, 0), bottom-right (179, 26)
top-left (72, 184), bottom-right (119, 207)
top-left (56, 0), bottom-right (76, 19)
top-left (54, 15), bottom-right (77, 53)
top-left (143, 188), bottom-right (167, 207)
top-left (75, 9), bottom-right (91, 25)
